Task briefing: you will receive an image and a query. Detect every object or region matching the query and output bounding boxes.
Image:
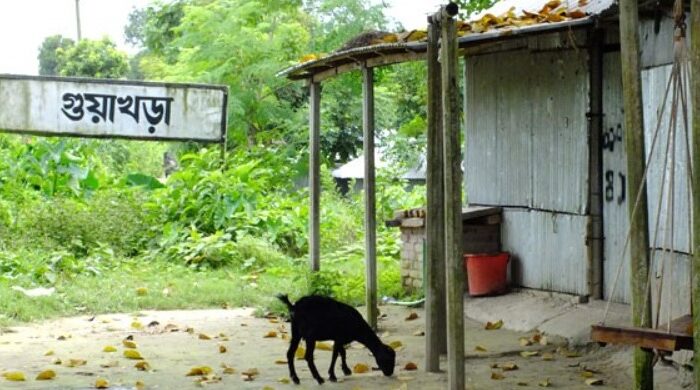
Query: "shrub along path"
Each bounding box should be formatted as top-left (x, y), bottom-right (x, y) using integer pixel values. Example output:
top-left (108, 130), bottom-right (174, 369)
top-left (0, 304), bottom-right (687, 389)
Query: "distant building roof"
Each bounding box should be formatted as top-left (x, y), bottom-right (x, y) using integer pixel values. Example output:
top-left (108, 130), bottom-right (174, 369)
top-left (332, 150), bottom-right (425, 181)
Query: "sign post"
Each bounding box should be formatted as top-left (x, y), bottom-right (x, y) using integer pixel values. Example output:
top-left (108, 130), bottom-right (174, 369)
top-left (0, 74), bottom-right (227, 142)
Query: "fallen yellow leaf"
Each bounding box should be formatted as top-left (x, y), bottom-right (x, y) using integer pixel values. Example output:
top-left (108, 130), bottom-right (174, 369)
top-left (131, 321), bottom-right (143, 330)
top-left (353, 363), bottom-right (369, 374)
top-left (218, 344), bottom-right (227, 353)
top-left (95, 378), bottom-right (110, 388)
top-left (44, 350), bottom-right (54, 356)
top-left (316, 341), bottom-right (332, 351)
top-left (274, 360), bottom-right (287, 365)
top-left (485, 320), bottom-right (503, 330)
top-left (135, 380), bottom-right (145, 390)
top-left (263, 331), bottom-right (277, 338)
top-left (36, 370), bottom-right (56, 380)
top-left (520, 351), bottom-right (539, 358)
top-left (519, 337), bottom-right (532, 346)
top-left (187, 366), bottom-right (213, 376)
top-left (278, 377), bottom-right (291, 384)
top-left (66, 358), bottom-right (87, 367)
top-left (135, 287), bottom-right (148, 296)
top-left (475, 345), bottom-right (487, 352)
top-left (2, 371), bottom-right (26, 381)
top-left (134, 361), bottom-right (151, 371)
top-left (491, 372), bottom-right (505, 380)
top-left (542, 353), bottom-right (555, 361)
top-left (123, 350), bottom-right (143, 360)
top-left (295, 347), bottom-right (305, 360)
top-left (52, 358), bottom-right (62, 365)
top-left (103, 346), bottom-right (117, 353)
top-left (500, 362), bottom-right (518, 371)
top-left (198, 333), bottom-right (211, 340)
top-left (539, 378), bottom-right (552, 387)
top-left (300, 54), bottom-right (319, 63)
top-left (122, 340), bottom-right (137, 349)
top-left (223, 367), bottom-right (236, 375)
top-left (389, 340), bottom-right (403, 350)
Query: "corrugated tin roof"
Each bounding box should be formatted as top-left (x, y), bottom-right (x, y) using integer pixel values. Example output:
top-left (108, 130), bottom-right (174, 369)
top-left (278, 0), bottom-right (617, 80)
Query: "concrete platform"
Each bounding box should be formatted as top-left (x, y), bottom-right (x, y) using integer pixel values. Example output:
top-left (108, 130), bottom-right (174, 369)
top-left (465, 288), bottom-right (631, 346)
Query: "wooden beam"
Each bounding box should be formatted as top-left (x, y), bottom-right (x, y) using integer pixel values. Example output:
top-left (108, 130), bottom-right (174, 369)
top-left (619, 0), bottom-right (654, 387)
top-left (309, 82), bottom-right (321, 272)
top-left (440, 4), bottom-right (465, 389)
top-left (591, 323), bottom-right (692, 352)
top-left (425, 14), bottom-right (447, 372)
top-left (587, 28), bottom-right (605, 300)
top-left (362, 66), bottom-right (378, 330)
top-left (312, 51), bottom-right (426, 83)
top-left (691, 0), bottom-right (700, 385)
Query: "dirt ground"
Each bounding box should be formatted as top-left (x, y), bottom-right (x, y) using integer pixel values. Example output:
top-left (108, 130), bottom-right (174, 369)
top-left (0, 304), bottom-right (692, 389)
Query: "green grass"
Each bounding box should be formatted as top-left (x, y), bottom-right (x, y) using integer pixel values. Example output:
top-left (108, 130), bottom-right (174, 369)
top-left (0, 259), bottom-right (308, 327)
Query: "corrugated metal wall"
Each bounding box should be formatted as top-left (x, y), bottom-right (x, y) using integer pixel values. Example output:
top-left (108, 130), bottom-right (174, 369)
top-left (465, 44), bottom-right (590, 296)
top-left (601, 51), bottom-right (631, 303)
top-left (501, 209), bottom-right (588, 295)
top-left (464, 20), bottom-right (693, 303)
top-left (602, 17), bottom-right (693, 308)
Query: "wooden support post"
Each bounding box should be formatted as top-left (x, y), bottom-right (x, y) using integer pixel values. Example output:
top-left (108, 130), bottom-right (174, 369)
top-left (425, 14), bottom-right (447, 372)
top-left (362, 66), bottom-right (378, 330)
top-left (690, 0), bottom-right (700, 384)
top-left (587, 28), bottom-right (605, 300)
top-left (309, 82), bottom-right (321, 272)
top-left (619, 0), bottom-right (653, 387)
top-left (439, 3), bottom-right (464, 389)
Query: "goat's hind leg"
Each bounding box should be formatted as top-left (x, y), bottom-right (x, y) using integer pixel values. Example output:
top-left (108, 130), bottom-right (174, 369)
top-left (328, 343), bottom-right (341, 382)
top-left (286, 333), bottom-right (301, 384)
top-left (304, 339), bottom-right (324, 384)
top-left (339, 344), bottom-right (352, 376)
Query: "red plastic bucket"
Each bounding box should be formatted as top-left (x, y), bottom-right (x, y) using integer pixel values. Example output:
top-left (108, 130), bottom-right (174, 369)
top-left (464, 252), bottom-right (510, 296)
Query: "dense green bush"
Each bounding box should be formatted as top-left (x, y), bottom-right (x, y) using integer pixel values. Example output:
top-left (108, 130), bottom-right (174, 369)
top-left (8, 189), bottom-right (149, 257)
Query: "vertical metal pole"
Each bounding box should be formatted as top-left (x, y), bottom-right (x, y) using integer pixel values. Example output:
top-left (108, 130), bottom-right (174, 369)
top-left (75, 0), bottom-right (82, 41)
top-left (587, 28), bottom-right (605, 300)
top-left (619, 0), bottom-right (653, 387)
top-left (690, 0), bottom-right (700, 384)
top-left (309, 82), bottom-right (321, 272)
top-left (425, 14), bottom-right (447, 372)
top-left (362, 66), bottom-right (378, 330)
top-left (440, 4), bottom-right (465, 389)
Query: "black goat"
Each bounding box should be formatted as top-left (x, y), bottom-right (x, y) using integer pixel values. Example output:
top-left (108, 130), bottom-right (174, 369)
top-left (277, 294), bottom-right (396, 385)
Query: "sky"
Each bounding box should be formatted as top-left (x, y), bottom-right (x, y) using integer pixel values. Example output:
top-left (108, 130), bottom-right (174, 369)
top-left (0, 0), bottom-right (444, 75)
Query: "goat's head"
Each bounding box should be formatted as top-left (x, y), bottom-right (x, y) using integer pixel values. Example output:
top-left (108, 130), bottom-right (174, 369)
top-left (375, 344), bottom-right (396, 376)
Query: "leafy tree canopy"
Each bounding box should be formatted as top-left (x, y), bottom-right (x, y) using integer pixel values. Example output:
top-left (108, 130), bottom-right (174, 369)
top-left (56, 37), bottom-right (129, 79)
top-left (38, 35), bottom-right (75, 76)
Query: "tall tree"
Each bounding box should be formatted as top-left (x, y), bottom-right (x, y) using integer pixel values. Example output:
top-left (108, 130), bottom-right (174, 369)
top-left (37, 35), bottom-right (75, 76)
top-left (56, 37), bottom-right (129, 78)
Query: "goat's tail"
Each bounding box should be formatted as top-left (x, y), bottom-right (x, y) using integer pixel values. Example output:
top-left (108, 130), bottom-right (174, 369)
top-left (276, 294), bottom-right (294, 311)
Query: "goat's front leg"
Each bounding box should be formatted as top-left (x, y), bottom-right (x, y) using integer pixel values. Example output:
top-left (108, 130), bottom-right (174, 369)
top-left (328, 343), bottom-right (340, 382)
top-left (304, 339), bottom-right (324, 384)
top-left (286, 332), bottom-right (301, 384)
top-left (339, 344), bottom-right (352, 376)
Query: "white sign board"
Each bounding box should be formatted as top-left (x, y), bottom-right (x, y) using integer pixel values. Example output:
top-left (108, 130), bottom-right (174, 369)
top-left (0, 75), bottom-right (227, 142)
